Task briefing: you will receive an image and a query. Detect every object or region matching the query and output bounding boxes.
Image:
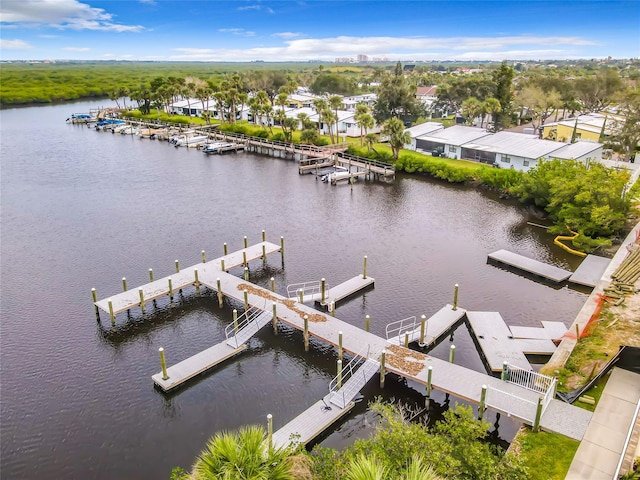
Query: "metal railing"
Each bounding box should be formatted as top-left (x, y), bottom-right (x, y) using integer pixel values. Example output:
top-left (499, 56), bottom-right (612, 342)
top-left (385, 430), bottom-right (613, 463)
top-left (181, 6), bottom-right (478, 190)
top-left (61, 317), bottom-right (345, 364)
top-left (224, 303), bottom-right (269, 348)
top-left (337, 152), bottom-right (396, 172)
top-left (329, 345), bottom-right (379, 408)
top-left (486, 385), bottom-right (537, 422)
top-left (286, 280), bottom-right (329, 303)
top-left (541, 376), bottom-right (557, 414)
top-left (385, 316), bottom-right (417, 344)
top-left (505, 365), bottom-right (555, 395)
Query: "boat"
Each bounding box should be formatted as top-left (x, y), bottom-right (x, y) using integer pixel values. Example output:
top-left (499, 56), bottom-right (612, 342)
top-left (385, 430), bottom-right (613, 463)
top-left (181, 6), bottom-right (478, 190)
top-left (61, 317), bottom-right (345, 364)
top-left (119, 125), bottom-right (137, 135)
top-left (321, 166), bottom-right (349, 183)
top-left (202, 141), bottom-right (238, 154)
top-left (112, 124), bottom-right (130, 134)
top-left (95, 119), bottom-right (125, 131)
top-left (172, 134), bottom-right (209, 148)
top-left (66, 113), bottom-right (95, 124)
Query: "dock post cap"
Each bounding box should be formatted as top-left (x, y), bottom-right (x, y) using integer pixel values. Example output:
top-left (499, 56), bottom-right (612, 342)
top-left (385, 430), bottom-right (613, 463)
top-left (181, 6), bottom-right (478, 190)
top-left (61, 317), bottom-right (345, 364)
top-left (91, 287), bottom-right (96, 291)
top-left (482, 384), bottom-right (487, 389)
top-left (454, 283), bottom-right (459, 287)
top-left (450, 344), bottom-right (456, 349)
top-left (159, 347), bottom-right (164, 352)
top-left (338, 330), bottom-right (342, 334)
top-left (267, 413), bottom-right (272, 419)
top-left (270, 276), bottom-right (275, 280)
top-left (428, 365), bottom-right (433, 370)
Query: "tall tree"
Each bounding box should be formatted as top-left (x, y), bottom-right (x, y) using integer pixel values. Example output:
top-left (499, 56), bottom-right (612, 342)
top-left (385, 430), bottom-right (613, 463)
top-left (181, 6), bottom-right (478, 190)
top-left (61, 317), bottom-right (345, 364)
top-left (354, 104), bottom-right (370, 146)
top-left (329, 95), bottom-right (343, 142)
top-left (491, 61), bottom-right (515, 131)
top-left (574, 68), bottom-right (624, 113)
top-left (373, 62), bottom-right (422, 123)
top-left (382, 117), bottom-right (411, 161)
top-left (516, 86), bottom-right (561, 131)
top-left (609, 88), bottom-right (640, 162)
top-left (461, 97), bottom-right (482, 125)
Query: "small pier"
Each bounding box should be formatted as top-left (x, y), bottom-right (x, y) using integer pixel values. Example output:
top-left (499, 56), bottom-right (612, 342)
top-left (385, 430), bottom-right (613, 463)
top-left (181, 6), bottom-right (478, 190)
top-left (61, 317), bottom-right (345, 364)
top-left (466, 311), bottom-right (557, 371)
top-left (569, 254), bottom-right (611, 288)
top-left (385, 305), bottom-right (466, 348)
top-left (271, 396), bottom-right (355, 449)
top-left (152, 342), bottom-right (247, 391)
top-left (488, 249), bottom-right (572, 283)
top-left (509, 321), bottom-right (567, 342)
top-left (317, 274), bottom-right (375, 309)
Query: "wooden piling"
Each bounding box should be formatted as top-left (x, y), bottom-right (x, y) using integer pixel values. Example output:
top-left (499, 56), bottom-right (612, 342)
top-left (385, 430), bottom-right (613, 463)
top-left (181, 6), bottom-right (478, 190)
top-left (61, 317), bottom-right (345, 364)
top-left (453, 284), bottom-right (459, 310)
top-left (330, 301), bottom-right (335, 317)
top-left (262, 244), bottom-right (266, 260)
top-left (380, 350), bottom-right (386, 388)
top-left (243, 236), bottom-right (248, 249)
top-left (404, 333), bottom-right (409, 348)
top-left (223, 242), bottom-right (228, 255)
top-left (501, 361), bottom-right (508, 381)
top-left (201, 250), bottom-right (206, 263)
top-left (479, 385), bottom-right (487, 419)
top-left (243, 251), bottom-right (247, 267)
top-left (243, 289), bottom-right (249, 311)
top-left (533, 397), bottom-right (544, 432)
top-left (216, 278), bottom-right (223, 307)
top-left (303, 315), bottom-right (309, 352)
top-left (449, 344), bottom-right (456, 363)
top-left (272, 302), bottom-right (278, 334)
top-left (280, 236), bottom-right (285, 261)
top-left (338, 331), bottom-right (343, 361)
top-left (298, 288), bottom-right (303, 303)
top-left (426, 365), bottom-right (433, 398)
top-left (168, 277), bottom-right (173, 301)
top-left (262, 230), bottom-right (266, 242)
top-left (122, 277), bottom-right (127, 292)
top-left (221, 259), bottom-right (225, 271)
top-left (575, 324), bottom-right (580, 342)
top-left (148, 268), bottom-right (154, 282)
top-left (244, 267), bottom-right (249, 281)
top-left (139, 289), bottom-right (145, 313)
top-left (91, 288), bottom-right (98, 315)
top-left (267, 414), bottom-right (273, 451)
top-left (363, 256), bottom-right (368, 279)
top-left (159, 347), bottom-right (168, 380)
top-left (270, 277), bottom-right (275, 292)
top-left (194, 268), bottom-right (199, 285)
top-left (175, 260), bottom-right (179, 273)
top-left (233, 309), bottom-right (238, 333)
top-left (365, 314), bottom-right (370, 332)
top-left (321, 278), bottom-right (326, 303)
top-left (419, 315), bottom-right (426, 346)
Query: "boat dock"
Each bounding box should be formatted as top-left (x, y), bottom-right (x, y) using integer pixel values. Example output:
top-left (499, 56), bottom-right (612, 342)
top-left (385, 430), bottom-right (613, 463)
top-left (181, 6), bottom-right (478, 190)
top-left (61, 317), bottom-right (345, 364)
top-left (569, 254), bottom-right (611, 288)
top-left (466, 311), bottom-right (557, 371)
top-left (488, 249), bottom-right (572, 283)
top-left (385, 305), bottom-right (466, 348)
top-left (509, 321), bottom-right (568, 342)
top-left (317, 274), bottom-right (375, 308)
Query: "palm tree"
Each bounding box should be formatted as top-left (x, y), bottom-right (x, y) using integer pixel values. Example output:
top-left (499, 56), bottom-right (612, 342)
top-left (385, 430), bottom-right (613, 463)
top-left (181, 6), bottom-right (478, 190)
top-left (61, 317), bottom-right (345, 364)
top-left (193, 425), bottom-right (294, 480)
top-left (345, 454), bottom-right (387, 480)
top-left (382, 117), bottom-right (411, 161)
top-left (313, 98), bottom-right (328, 136)
top-left (354, 104), bottom-right (369, 146)
top-left (483, 97), bottom-right (501, 131)
top-left (461, 97), bottom-right (482, 125)
top-left (329, 95), bottom-right (343, 142)
top-left (403, 456), bottom-right (444, 480)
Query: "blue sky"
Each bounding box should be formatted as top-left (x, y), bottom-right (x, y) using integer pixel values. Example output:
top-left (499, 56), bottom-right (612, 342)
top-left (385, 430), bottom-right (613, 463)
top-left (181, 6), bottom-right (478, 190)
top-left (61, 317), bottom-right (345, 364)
top-left (1, 0), bottom-right (638, 61)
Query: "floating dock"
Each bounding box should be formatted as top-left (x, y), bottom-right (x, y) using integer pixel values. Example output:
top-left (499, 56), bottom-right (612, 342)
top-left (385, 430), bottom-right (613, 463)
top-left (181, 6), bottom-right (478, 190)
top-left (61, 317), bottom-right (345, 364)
top-left (569, 254), bottom-right (611, 288)
top-left (385, 305), bottom-right (466, 348)
top-left (152, 342), bottom-right (247, 391)
top-left (509, 321), bottom-right (568, 342)
top-left (317, 274), bottom-right (375, 309)
top-left (466, 311), bottom-right (557, 371)
top-left (272, 396), bottom-right (355, 449)
top-left (488, 249), bottom-right (572, 283)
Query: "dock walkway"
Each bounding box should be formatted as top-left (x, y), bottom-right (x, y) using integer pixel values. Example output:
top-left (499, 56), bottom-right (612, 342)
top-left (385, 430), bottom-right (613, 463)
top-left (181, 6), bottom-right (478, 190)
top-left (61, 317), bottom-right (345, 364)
top-left (317, 275), bottom-right (375, 308)
top-left (386, 305), bottom-right (466, 348)
top-left (569, 254), bottom-right (611, 288)
top-left (488, 249), bottom-right (572, 283)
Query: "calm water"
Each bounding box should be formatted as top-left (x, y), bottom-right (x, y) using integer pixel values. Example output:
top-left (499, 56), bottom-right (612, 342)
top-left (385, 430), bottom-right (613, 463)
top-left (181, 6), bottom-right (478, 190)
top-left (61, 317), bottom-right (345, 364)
top-left (1, 101), bottom-right (588, 479)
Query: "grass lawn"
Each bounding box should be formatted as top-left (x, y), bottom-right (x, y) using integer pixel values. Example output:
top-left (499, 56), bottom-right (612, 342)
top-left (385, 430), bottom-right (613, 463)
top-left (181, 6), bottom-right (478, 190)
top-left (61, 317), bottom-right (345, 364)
top-left (512, 427), bottom-right (580, 480)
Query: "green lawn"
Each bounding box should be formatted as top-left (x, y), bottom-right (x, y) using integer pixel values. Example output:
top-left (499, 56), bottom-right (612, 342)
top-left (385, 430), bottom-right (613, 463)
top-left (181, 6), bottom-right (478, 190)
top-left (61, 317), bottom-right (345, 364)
top-left (513, 428), bottom-right (579, 480)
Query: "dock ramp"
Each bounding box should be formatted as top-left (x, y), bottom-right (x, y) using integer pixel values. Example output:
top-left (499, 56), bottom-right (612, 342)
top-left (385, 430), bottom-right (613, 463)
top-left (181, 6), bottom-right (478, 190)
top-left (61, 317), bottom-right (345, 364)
top-left (225, 306), bottom-right (273, 348)
top-left (329, 347), bottom-right (380, 409)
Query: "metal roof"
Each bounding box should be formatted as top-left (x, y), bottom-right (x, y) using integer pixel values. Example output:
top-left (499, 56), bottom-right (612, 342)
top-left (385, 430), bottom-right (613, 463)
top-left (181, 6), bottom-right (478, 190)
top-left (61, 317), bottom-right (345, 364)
top-left (550, 141), bottom-right (602, 160)
top-left (405, 122), bottom-right (444, 138)
top-left (463, 131), bottom-right (564, 159)
top-left (416, 125), bottom-right (490, 146)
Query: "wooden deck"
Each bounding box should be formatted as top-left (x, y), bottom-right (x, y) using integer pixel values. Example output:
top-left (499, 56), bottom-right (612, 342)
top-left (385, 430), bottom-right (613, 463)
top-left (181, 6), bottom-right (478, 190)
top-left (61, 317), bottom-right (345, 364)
top-left (509, 321), bottom-right (568, 342)
top-left (488, 249), bottom-right (572, 283)
top-left (316, 275), bottom-right (375, 308)
top-left (271, 396), bottom-right (355, 450)
top-left (386, 305), bottom-right (466, 347)
top-left (466, 311), bottom-right (557, 371)
top-left (335, 153), bottom-right (396, 178)
top-left (152, 342), bottom-right (247, 391)
top-left (569, 254), bottom-right (611, 288)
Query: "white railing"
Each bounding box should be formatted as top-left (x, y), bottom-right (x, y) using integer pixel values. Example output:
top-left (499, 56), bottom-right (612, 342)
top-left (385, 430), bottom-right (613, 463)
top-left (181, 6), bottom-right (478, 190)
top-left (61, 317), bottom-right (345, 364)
top-left (224, 304), bottom-right (268, 348)
top-left (486, 385), bottom-right (537, 422)
top-left (286, 280), bottom-right (329, 303)
top-left (506, 365), bottom-right (555, 395)
top-left (329, 345), bottom-right (379, 408)
top-left (541, 376), bottom-right (557, 414)
top-left (385, 316), bottom-right (417, 344)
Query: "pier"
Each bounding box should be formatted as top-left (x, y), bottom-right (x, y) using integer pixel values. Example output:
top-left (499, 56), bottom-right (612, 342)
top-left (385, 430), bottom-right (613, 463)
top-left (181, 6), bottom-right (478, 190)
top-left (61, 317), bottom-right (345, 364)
top-left (488, 249), bottom-right (572, 283)
top-left (569, 254), bottom-right (611, 288)
top-left (93, 237), bottom-right (593, 449)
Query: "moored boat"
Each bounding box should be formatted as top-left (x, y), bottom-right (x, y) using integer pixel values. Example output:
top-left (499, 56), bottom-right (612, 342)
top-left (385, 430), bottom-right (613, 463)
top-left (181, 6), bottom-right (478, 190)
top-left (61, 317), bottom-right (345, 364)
top-left (66, 113), bottom-right (96, 124)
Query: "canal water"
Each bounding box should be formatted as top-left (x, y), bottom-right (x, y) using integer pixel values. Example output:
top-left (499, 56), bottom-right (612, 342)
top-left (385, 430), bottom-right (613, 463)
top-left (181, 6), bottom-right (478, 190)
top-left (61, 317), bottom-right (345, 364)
top-left (1, 101), bottom-right (588, 479)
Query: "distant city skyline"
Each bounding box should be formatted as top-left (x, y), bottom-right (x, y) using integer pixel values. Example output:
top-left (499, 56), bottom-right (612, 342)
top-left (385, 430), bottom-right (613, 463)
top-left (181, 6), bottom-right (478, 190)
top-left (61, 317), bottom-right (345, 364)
top-left (1, 0), bottom-right (638, 62)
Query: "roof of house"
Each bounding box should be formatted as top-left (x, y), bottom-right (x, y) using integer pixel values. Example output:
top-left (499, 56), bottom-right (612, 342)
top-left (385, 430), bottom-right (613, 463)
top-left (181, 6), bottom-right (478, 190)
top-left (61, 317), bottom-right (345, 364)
top-left (415, 86), bottom-right (438, 97)
top-left (288, 93), bottom-right (320, 103)
top-left (417, 125), bottom-right (490, 146)
top-left (463, 131), bottom-right (562, 159)
top-left (405, 122), bottom-right (444, 138)
top-left (550, 141), bottom-right (603, 160)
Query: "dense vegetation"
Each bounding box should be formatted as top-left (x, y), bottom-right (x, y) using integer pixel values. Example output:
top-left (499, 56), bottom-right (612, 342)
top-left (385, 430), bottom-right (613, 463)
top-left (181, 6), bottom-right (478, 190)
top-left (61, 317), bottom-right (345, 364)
top-left (172, 401), bottom-right (527, 480)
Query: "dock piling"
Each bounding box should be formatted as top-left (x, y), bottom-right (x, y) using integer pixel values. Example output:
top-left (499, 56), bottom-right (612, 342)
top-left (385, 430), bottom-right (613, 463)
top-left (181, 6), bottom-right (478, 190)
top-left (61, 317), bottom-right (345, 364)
top-left (363, 256), bottom-right (368, 279)
top-left (533, 397), bottom-right (544, 432)
top-left (244, 267), bottom-right (249, 281)
top-left (194, 268), bottom-right (199, 285)
top-left (223, 242), bottom-right (228, 255)
top-left (201, 250), bottom-right (206, 263)
top-left (298, 289), bottom-right (303, 304)
top-left (270, 277), bottom-right (275, 292)
top-left (337, 359), bottom-right (343, 389)
top-left (243, 290), bottom-right (249, 311)
top-left (122, 277), bottom-right (127, 292)
top-left (280, 237), bottom-right (285, 261)
top-left (108, 300), bottom-right (115, 324)
top-left (168, 277), bottom-right (173, 301)
top-left (338, 331), bottom-right (343, 361)
top-left (303, 315), bottom-right (309, 352)
top-left (175, 260), bottom-right (180, 273)
top-left (216, 278), bottom-right (223, 307)
top-left (453, 284), bottom-right (459, 311)
top-left (404, 333), bottom-right (409, 348)
top-left (91, 288), bottom-right (98, 315)
top-left (365, 314), bottom-right (370, 332)
top-left (426, 365), bottom-right (433, 398)
top-left (479, 385), bottom-right (487, 419)
top-left (262, 244), bottom-right (266, 261)
top-left (575, 324), bottom-right (580, 342)
top-left (243, 251), bottom-right (247, 267)
top-left (262, 230), bottom-right (266, 242)
top-left (330, 301), bottom-right (335, 317)
top-left (501, 361), bottom-right (508, 381)
top-left (243, 236), bottom-right (248, 249)
top-left (149, 268), bottom-right (154, 282)
top-left (267, 414), bottom-right (273, 451)
top-left (449, 344), bottom-right (456, 364)
top-left (159, 347), bottom-right (169, 380)
top-left (221, 259), bottom-right (225, 271)
top-left (272, 302), bottom-right (278, 334)
top-left (233, 309), bottom-right (238, 333)
top-left (139, 288), bottom-right (145, 313)
top-left (321, 278), bottom-right (326, 303)
top-left (419, 315), bottom-right (426, 347)
top-left (380, 350), bottom-right (386, 388)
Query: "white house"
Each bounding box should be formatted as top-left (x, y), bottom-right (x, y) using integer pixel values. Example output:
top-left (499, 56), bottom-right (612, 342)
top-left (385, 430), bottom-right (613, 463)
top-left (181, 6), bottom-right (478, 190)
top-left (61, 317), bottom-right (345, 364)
top-left (414, 125), bottom-right (490, 158)
top-left (404, 122), bottom-right (444, 151)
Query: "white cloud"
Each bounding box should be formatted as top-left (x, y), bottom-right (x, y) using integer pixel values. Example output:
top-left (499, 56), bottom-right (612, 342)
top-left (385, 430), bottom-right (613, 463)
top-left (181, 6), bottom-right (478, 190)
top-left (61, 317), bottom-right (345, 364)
top-left (139, 0), bottom-right (156, 4)
top-left (0, 38), bottom-right (32, 50)
top-left (218, 28), bottom-right (256, 37)
top-left (238, 5), bottom-right (274, 14)
top-left (272, 32), bottom-right (302, 39)
top-left (63, 46), bottom-right (90, 51)
top-left (0, 0), bottom-right (144, 32)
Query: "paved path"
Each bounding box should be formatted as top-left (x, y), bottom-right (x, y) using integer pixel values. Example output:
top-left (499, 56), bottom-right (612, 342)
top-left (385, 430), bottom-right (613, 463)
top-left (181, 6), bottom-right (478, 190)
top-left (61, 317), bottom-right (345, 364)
top-left (566, 368), bottom-right (640, 479)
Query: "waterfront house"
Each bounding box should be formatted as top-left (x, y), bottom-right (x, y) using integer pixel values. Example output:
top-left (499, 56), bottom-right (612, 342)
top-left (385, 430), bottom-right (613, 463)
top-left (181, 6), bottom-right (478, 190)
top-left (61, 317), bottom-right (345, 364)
top-left (413, 125), bottom-right (490, 158)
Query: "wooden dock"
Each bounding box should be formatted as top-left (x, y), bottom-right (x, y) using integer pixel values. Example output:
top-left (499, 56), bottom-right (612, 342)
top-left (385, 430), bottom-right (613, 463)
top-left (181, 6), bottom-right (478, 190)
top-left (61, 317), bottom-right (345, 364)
top-left (488, 249), bottom-right (572, 283)
top-left (466, 311), bottom-right (557, 371)
top-left (569, 254), bottom-right (611, 288)
top-left (386, 305), bottom-right (466, 348)
top-left (152, 342), bottom-right (247, 391)
top-left (271, 396), bottom-right (355, 449)
top-left (317, 275), bottom-right (375, 308)
top-left (509, 321), bottom-right (567, 342)
top-left (335, 153), bottom-right (396, 179)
